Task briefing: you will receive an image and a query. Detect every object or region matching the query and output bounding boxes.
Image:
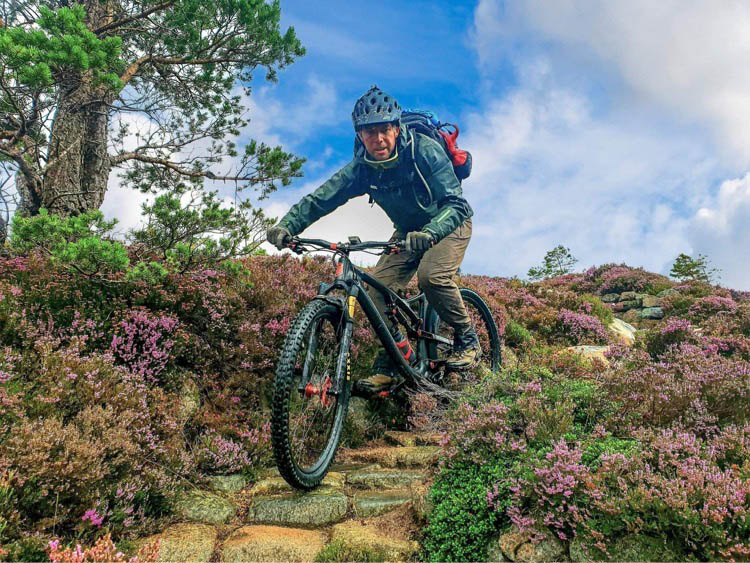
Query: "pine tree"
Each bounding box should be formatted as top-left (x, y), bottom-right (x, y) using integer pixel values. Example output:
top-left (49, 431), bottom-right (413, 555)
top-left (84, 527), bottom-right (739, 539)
top-left (527, 245), bottom-right (578, 281)
top-left (670, 253), bottom-right (720, 283)
top-left (0, 0), bottom-right (305, 225)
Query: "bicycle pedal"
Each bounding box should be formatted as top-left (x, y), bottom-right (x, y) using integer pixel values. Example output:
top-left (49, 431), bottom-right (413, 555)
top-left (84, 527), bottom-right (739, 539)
top-left (376, 390), bottom-right (390, 398)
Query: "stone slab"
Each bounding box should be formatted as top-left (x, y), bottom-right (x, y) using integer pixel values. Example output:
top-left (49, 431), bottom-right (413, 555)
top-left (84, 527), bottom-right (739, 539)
top-left (346, 469), bottom-right (425, 490)
top-left (344, 446), bottom-right (440, 468)
top-left (247, 486), bottom-right (348, 526)
top-left (640, 306), bottom-right (665, 319)
top-left (353, 490), bottom-right (411, 517)
top-left (330, 520), bottom-right (420, 562)
top-left (248, 471), bottom-right (344, 496)
top-left (175, 490), bottom-right (236, 524)
top-left (145, 523), bottom-right (216, 563)
top-left (206, 474), bottom-right (246, 494)
top-left (222, 525), bottom-right (325, 563)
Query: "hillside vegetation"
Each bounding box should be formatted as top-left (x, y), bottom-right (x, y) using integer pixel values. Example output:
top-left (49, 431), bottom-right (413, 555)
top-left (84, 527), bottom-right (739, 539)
top-left (0, 245), bottom-right (748, 561)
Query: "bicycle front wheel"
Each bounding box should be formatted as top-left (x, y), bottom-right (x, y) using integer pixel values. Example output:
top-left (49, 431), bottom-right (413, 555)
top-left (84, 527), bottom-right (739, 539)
top-left (271, 299), bottom-right (351, 489)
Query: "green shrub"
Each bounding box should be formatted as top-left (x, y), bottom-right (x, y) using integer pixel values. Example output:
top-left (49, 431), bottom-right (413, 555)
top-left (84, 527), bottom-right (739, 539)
top-left (505, 319), bottom-right (532, 347)
top-left (580, 294), bottom-right (614, 325)
top-left (581, 436), bottom-right (639, 469)
top-left (423, 460), bottom-right (510, 562)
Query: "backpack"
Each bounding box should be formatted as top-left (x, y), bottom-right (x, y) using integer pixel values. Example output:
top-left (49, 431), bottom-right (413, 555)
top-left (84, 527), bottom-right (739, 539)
top-left (400, 109), bottom-right (472, 181)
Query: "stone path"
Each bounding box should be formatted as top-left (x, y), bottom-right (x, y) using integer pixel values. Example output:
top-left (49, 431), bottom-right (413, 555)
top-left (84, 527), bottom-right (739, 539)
top-left (145, 431), bottom-right (439, 562)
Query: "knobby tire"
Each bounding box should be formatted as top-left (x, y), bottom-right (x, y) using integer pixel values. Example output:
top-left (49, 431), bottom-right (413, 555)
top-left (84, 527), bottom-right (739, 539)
top-left (271, 299), bottom-right (351, 490)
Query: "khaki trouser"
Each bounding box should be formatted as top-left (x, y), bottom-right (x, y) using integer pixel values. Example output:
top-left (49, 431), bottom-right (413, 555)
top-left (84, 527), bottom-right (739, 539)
top-left (368, 219), bottom-right (473, 333)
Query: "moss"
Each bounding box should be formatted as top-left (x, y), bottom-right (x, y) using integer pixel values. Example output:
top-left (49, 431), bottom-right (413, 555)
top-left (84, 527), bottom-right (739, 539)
top-left (315, 539), bottom-right (387, 562)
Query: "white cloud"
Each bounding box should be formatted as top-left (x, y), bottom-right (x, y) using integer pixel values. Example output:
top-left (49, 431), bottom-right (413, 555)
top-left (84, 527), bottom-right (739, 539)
top-left (461, 0), bottom-right (750, 289)
top-left (459, 67), bottom-right (713, 280)
top-left (474, 0), bottom-right (750, 165)
top-left (688, 174), bottom-right (750, 289)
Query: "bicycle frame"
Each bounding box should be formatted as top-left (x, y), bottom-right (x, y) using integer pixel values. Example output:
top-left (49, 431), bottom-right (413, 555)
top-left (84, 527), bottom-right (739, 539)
top-left (292, 237), bottom-right (452, 397)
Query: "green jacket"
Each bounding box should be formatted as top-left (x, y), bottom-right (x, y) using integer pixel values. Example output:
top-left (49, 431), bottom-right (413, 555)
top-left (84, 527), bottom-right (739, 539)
top-left (277, 126), bottom-right (473, 243)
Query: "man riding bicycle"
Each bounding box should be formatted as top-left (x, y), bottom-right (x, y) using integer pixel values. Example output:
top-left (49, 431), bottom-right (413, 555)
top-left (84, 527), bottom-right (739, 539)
top-left (267, 85), bottom-right (479, 397)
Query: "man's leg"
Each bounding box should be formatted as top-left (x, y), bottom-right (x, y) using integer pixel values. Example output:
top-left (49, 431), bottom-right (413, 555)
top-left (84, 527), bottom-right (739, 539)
top-left (355, 231), bottom-right (418, 395)
top-left (416, 219), bottom-right (478, 368)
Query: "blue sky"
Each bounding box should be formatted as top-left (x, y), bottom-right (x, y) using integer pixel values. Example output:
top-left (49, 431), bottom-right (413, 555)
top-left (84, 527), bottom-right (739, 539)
top-left (104, 0), bottom-right (750, 289)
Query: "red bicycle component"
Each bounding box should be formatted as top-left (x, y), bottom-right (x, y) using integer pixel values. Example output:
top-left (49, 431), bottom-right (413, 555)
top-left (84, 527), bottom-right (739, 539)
top-left (304, 377), bottom-right (333, 408)
top-left (320, 376), bottom-right (333, 408)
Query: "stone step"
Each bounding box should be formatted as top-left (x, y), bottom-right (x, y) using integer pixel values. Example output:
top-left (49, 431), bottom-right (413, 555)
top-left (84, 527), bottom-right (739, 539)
top-left (221, 525), bottom-right (326, 563)
top-left (341, 446), bottom-right (440, 468)
top-left (345, 468), bottom-right (425, 490)
top-left (327, 520), bottom-right (420, 562)
top-left (141, 523), bottom-right (217, 563)
top-left (247, 471), bottom-right (344, 496)
top-left (246, 485), bottom-right (348, 527)
top-left (174, 490), bottom-right (236, 524)
top-left (383, 430), bottom-right (442, 447)
top-left (352, 489), bottom-right (412, 517)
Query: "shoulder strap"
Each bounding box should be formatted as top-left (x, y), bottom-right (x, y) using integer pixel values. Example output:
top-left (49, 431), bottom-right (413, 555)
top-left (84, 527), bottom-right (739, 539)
top-left (410, 131), bottom-right (434, 210)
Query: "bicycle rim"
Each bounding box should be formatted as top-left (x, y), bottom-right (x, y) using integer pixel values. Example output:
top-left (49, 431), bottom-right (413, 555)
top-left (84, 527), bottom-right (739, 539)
top-left (272, 299), bottom-right (350, 489)
top-left (430, 288), bottom-right (502, 388)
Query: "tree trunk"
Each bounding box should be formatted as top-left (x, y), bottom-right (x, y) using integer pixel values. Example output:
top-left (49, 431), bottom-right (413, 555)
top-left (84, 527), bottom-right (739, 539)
top-left (31, 0), bottom-right (119, 218)
top-left (41, 87), bottom-right (112, 216)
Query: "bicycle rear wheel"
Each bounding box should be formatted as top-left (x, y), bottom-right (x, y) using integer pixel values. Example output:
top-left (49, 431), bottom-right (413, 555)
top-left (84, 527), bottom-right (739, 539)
top-left (271, 299), bottom-right (351, 489)
top-left (427, 288), bottom-right (502, 387)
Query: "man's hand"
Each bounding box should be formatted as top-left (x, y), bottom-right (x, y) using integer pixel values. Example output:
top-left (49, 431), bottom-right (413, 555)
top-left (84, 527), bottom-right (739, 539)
top-left (405, 231), bottom-right (434, 253)
top-left (267, 225), bottom-right (292, 250)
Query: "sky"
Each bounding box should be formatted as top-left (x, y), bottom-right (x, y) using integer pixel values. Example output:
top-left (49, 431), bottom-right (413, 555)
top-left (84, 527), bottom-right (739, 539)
top-left (102, 0), bottom-right (750, 289)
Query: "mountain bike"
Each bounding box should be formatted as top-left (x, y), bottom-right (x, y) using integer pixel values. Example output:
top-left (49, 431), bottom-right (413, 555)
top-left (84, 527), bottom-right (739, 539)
top-left (271, 236), bottom-right (502, 490)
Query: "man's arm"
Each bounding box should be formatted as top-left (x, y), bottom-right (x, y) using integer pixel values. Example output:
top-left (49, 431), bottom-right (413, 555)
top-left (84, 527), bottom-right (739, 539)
top-left (277, 160), bottom-right (365, 235)
top-left (416, 137), bottom-right (473, 243)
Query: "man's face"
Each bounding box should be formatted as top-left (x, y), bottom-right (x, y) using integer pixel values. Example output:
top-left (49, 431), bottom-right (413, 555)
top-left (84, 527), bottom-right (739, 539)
top-left (358, 123), bottom-right (400, 160)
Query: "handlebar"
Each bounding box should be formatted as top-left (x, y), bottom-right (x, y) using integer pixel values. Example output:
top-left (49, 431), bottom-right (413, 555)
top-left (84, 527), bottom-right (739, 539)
top-left (286, 236), bottom-right (406, 255)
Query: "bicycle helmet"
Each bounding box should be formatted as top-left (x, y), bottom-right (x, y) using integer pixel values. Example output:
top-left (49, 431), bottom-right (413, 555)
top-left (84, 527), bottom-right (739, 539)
top-left (351, 85), bottom-right (401, 131)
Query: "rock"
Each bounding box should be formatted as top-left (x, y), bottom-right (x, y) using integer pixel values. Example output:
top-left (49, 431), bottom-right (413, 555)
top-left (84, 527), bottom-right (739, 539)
top-left (329, 520), bottom-right (420, 562)
top-left (498, 530), bottom-right (530, 560)
top-left (641, 294), bottom-right (662, 308)
top-left (353, 490), bottom-right (411, 517)
top-left (515, 536), bottom-right (567, 562)
top-left (248, 471), bottom-right (344, 496)
top-left (145, 523), bottom-right (216, 563)
top-left (247, 485), bottom-right (348, 526)
top-left (343, 446), bottom-right (440, 468)
top-left (639, 307), bottom-right (664, 320)
top-left (570, 534), bottom-right (679, 562)
top-left (221, 525), bottom-right (325, 563)
top-left (619, 291), bottom-right (639, 302)
top-left (601, 293), bottom-right (620, 303)
top-left (175, 490), bottom-right (236, 524)
top-left (178, 377), bottom-right (200, 423)
top-left (345, 469), bottom-right (425, 490)
top-left (384, 430), bottom-right (417, 447)
top-left (657, 288), bottom-right (678, 298)
top-left (564, 346), bottom-right (610, 366)
top-left (502, 344), bottom-right (519, 366)
top-left (409, 482), bottom-right (433, 521)
top-left (487, 536), bottom-right (512, 562)
top-left (614, 299), bottom-right (640, 312)
top-left (206, 474), bottom-right (246, 494)
top-left (607, 318), bottom-right (637, 346)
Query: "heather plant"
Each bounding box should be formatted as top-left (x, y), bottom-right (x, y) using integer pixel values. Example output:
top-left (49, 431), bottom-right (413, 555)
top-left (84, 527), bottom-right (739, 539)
top-left (594, 264), bottom-right (670, 295)
top-left (642, 318), bottom-right (699, 358)
top-left (602, 343), bottom-right (750, 434)
top-left (504, 319), bottom-right (532, 348)
top-left (556, 309), bottom-right (610, 345)
top-left (688, 294), bottom-right (738, 321)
